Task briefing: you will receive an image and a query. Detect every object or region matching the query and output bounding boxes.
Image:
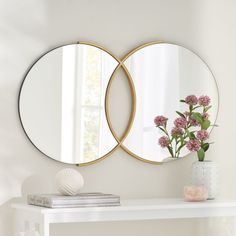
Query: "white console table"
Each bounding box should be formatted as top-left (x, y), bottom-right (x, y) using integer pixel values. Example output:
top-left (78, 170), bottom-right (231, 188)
top-left (12, 198), bottom-right (236, 236)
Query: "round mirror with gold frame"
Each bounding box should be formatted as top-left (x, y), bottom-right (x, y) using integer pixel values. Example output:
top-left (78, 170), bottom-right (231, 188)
top-left (107, 41), bottom-right (219, 164)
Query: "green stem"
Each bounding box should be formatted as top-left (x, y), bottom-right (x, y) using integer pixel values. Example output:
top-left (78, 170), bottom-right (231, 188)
top-left (163, 127), bottom-right (175, 158)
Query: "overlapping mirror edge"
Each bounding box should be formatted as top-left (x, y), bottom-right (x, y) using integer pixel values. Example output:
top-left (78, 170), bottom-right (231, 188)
top-left (18, 41), bottom-right (220, 166)
top-left (18, 42), bottom-right (135, 166)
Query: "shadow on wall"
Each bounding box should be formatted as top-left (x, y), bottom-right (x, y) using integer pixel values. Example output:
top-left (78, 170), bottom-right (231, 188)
top-left (21, 174), bottom-right (58, 197)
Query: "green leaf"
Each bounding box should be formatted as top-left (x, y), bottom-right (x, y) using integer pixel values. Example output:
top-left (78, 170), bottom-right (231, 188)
top-left (167, 146), bottom-right (174, 158)
top-left (204, 105), bottom-right (212, 112)
top-left (176, 111), bottom-right (185, 118)
top-left (158, 127), bottom-right (167, 134)
top-left (197, 148), bottom-right (205, 161)
top-left (191, 112), bottom-right (203, 123)
top-left (192, 105), bottom-right (201, 110)
top-left (177, 143), bottom-right (186, 152)
top-left (201, 120), bottom-right (211, 130)
top-left (189, 132), bottom-right (196, 139)
top-left (186, 129), bottom-right (196, 139)
top-left (186, 129), bottom-right (190, 137)
top-left (180, 99), bottom-right (186, 103)
top-left (202, 143), bottom-right (210, 152)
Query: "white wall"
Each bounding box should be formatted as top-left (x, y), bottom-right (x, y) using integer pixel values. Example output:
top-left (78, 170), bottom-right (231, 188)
top-left (0, 0), bottom-right (235, 235)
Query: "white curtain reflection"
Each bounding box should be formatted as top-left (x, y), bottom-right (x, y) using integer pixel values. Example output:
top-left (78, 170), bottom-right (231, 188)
top-left (124, 45), bottom-right (181, 161)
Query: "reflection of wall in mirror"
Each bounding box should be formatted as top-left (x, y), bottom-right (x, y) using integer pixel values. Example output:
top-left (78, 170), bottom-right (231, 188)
top-left (20, 49), bottom-right (63, 158)
top-left (178, 47), bottom-right (218, 121)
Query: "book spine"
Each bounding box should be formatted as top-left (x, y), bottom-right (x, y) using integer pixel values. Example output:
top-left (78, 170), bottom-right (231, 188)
top-left (28, 199), bottom-right (120, 208)
top-left (28, 195), bottom-right (52, 208)
top-left (51, 198), bottom-right (120, 205)
top-left (50, 203), bottom-right (121, 208)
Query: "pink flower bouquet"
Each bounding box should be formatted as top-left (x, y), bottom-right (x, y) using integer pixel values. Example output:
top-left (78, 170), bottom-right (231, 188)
top-left (154, 95), bottom-right (216, 161)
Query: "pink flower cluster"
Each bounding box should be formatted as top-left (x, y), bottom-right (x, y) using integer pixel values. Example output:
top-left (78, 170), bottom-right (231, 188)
top-left (174, 117), bottom-right (188, 128)
top-left (189, 117), bottom-right (199, 127)
top-left (198, 95), bottom-right (211, 106)
top-left (158, 136), bottom-right (170, 148)
top-left (171, 127), bottom-right (183, 137)
top-left (185, 95), bottom-right (198, 105)
top-left (154, 94), bottom-right (213, 160)
top-left (197, 130), bottom-right (209, 141)
top-left (186, 140), bottom-right (201, 152)
top-left (185, 95), bottom-right (211, 107)
top-left (154, 116), bottom-right (168, 127)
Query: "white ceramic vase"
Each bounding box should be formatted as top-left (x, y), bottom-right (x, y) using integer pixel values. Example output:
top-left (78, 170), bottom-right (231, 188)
top-left (191, 161), bottom-right (219, 199)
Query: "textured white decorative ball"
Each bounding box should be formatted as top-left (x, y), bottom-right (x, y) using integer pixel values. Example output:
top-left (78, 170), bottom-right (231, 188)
top-left (55, 168), bottom-right (84, 196)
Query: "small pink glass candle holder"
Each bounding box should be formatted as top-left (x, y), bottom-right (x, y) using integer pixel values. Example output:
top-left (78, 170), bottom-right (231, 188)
top-left (184, 185), bottom-right (208, 202)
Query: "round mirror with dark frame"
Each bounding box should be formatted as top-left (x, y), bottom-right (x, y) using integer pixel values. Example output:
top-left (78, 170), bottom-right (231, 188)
top-left (19, 42), bottom-right (123, 165)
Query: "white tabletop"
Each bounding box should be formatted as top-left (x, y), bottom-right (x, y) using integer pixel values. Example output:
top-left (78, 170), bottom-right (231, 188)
top-left (11, 198), bottom-right (236, 222)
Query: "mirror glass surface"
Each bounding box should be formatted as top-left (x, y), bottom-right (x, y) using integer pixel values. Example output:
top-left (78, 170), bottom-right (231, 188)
top-left (19, 44), bottom-right (119, 164)
top-left (122, 43), bottom-right (219, 163)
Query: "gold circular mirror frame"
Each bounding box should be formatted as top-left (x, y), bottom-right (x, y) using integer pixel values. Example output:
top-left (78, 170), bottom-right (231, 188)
top-left (105, 41), bottom-right (220, 166)
top-left (19, 41), bottom-right (219, 166)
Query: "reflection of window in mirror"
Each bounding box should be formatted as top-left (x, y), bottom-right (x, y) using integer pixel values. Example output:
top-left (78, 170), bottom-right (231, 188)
top-left (81, 46), bottom-right (103, 163)
top-left (60, 46), bottom-right (107, 163)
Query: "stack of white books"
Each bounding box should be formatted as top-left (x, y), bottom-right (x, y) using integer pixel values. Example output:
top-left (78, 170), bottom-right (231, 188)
top-left (27, 193), bottom-right (120, 208)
